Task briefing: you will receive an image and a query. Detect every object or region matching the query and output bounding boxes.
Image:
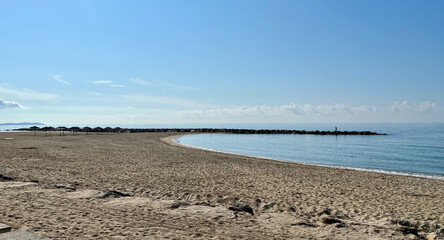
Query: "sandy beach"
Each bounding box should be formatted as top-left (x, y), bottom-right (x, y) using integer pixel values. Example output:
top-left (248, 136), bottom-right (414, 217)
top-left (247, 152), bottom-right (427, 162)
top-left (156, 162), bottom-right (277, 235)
top-left (1, 132), bottom-right (443, 239)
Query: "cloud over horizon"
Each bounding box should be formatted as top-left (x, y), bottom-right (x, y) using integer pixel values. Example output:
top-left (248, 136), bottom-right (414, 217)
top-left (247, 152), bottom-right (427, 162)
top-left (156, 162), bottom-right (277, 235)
top-left (183, 103), bottom-right (379, 118)
top-left (390, 101), bottom-right (438, 113)
top-left (182, 101), bottom-right (440, 122)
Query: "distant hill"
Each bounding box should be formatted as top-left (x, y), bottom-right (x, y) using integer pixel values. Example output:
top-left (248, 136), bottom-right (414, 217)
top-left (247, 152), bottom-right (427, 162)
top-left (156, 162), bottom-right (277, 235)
top-left (0, 122), bottom-right (44, 126)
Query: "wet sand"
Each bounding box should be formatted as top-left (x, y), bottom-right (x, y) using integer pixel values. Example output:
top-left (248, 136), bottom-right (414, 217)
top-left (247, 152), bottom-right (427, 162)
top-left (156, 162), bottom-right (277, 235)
top-left (1, 132), bottom-right (443, 239)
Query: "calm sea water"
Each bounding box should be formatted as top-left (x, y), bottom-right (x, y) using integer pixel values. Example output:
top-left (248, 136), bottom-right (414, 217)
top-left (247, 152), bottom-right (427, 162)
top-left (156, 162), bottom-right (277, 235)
top-left (176, 123), bottom-right (444, 179)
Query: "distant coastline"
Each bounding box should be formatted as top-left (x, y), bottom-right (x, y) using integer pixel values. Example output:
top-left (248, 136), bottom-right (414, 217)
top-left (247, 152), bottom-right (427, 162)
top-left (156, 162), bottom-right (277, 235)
top-left (0, 122), bottom-right (44, 126)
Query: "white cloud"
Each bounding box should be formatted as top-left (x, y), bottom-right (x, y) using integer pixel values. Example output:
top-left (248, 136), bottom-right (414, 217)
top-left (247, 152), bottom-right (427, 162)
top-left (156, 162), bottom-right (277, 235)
top-left (0, 85), bottom-right (58, 101)
top-left (109, 84), bottom-right (126, 88)
top-left (54, 75), bottom-right (71, 85)
top-left (0, 99), bottom-right (24, 109)
top-left (93, 80), bottom-right (126, 88)
top-left (123, 94), bottom-right (197, 107)
top-left (130, 77), bottom-right (151, 86)
top-left (93, 80), bottom-right (112, 85)
top-left (390, 101), bottom-right (437, 113)
top-left (181, 101), bottom-right (441, 122)
top-left (183, 103), bottom-right (378, 119)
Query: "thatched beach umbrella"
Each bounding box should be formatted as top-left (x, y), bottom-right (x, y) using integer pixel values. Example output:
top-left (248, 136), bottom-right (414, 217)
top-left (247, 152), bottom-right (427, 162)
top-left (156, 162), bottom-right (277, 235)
top-left (41, 126), bottom-right (55, 136)
top-left (56, 126), bottom-right (68, 136)
top-left (82, 126), bottom-right (92, 135)
top-left (29, 126), bottom-right (40, 136)
top-left (69, 126), bottom-right (81, 135)
top-left (104, 127), bottom-right (113, 134)
top-left (93, 127), bottom-right (103, 134)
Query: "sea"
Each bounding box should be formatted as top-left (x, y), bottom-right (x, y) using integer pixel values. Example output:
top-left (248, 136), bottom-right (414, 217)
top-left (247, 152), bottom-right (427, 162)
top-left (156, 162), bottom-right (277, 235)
top-left (175, 123), bottom-right (444, 180)
top-left (2, 122), bottom-right (443, 179)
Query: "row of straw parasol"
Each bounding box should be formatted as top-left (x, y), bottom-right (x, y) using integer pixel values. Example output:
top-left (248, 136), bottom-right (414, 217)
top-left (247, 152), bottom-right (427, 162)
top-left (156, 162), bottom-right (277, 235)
top-left (28, 126), bottom-right (123, 136)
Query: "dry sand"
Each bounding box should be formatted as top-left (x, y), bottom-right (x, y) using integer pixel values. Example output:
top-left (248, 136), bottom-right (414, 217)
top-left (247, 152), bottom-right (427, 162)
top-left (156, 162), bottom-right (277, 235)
top-left (0, 132), bottom-right (443, 239)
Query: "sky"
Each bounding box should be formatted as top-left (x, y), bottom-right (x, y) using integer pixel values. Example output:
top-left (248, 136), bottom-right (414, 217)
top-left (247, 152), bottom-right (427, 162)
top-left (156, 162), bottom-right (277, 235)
top-left (0, 0), bottom-right (443, 125)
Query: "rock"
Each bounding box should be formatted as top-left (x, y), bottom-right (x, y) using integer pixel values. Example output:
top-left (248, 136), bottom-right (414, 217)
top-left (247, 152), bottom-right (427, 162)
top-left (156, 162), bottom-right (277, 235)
top-left (321, 216), bottom-right (343, 225)
top-left (228, 202), bottom-right (254, 215)
top-left (55, 184), bottom-right (76, 192)
top-left (98, 191), bottom-right (131, 198)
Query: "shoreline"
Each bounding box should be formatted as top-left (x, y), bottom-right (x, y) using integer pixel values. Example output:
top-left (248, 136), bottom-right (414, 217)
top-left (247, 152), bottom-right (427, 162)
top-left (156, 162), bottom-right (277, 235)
top-left (165, 134), bottom-right (444, 181)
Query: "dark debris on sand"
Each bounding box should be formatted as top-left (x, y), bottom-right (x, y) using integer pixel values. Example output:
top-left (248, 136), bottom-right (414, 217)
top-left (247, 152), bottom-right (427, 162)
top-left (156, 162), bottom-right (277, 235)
top-left (98, 191), bottom-right (132, 198)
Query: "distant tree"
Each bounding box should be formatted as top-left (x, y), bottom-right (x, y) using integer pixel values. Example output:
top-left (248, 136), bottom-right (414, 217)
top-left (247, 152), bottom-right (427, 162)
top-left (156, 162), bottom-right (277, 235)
top-left (114, 127), bottom-right (122, 133)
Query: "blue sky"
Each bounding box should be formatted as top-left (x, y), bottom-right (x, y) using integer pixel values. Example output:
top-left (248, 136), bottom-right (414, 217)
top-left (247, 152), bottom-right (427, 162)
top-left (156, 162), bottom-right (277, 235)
top-left (1, 0), bottom-right (443, 125)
